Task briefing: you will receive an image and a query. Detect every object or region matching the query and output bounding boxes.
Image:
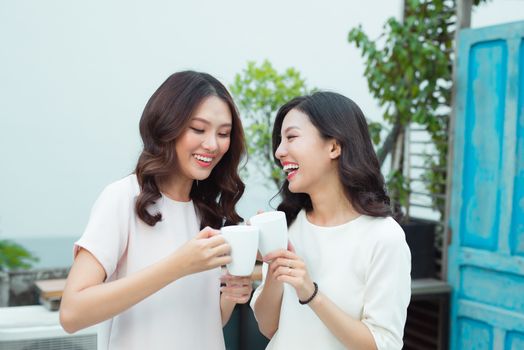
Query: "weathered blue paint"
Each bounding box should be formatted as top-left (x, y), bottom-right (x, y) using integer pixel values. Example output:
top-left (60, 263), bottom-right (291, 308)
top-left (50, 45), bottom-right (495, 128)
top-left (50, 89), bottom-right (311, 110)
top-left (506, 332), bottom-right (524, 350)
top-left (510, 39), bottom-right (524, 258)
top-left (460, 266), bottom-right (524, 313)
top-left (458, 300), bottom-right (524, 332)
top-left (449, 20), bottom-right (524, 350)
top-left (461, 39), bottom-right (506, 251)
top-left (458, 318), bottom-right (492, 350)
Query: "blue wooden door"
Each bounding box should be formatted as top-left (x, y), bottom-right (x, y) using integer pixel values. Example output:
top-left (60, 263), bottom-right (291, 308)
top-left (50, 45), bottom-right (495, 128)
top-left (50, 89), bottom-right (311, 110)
top-left (448, 20), bottom-right (524, 350)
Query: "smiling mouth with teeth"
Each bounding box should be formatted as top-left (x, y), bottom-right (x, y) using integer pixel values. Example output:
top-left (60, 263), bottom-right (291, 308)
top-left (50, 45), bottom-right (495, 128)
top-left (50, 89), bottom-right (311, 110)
top-left (193, 154), bottom-right (214, 167)
top-left (283, 163), bottom-right (299, 180)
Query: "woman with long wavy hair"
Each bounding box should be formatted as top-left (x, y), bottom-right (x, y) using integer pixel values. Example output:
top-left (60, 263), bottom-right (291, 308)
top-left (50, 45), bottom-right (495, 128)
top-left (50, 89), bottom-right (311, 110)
top-left (60, 71), bottom-right (250, 350)
top-left (251, 92), bottom-right (411, 349)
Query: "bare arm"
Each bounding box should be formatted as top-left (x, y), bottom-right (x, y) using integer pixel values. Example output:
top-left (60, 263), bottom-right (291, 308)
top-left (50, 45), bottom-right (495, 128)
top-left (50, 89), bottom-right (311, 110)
top-left (220, 295), bottom-right (236, 326)
top-left (60, 228), bottom-right (231, 333)
top-left (266, 249), bottom-right (377, 350)
top-left (252, 265), bottom-right (284, 339)
top-left (308, 292), bottom-right (377, 350)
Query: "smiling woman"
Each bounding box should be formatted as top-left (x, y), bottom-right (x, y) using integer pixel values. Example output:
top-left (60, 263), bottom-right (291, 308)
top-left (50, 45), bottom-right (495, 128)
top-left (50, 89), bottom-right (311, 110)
top-left (134, 72), bottom-right (245, 228)
top-left (59, 71), bottom-right (251, 350)
top-left (172, 99), bottom-right (233, 180)
top-left (251, 91), bottom-right (411, 350)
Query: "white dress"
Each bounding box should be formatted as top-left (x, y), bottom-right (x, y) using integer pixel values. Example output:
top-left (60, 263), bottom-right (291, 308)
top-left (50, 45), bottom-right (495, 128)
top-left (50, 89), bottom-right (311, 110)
top-left (74, 175), bottom-right (225, 350)
top-left (251, 210), bottom-right (411, 350)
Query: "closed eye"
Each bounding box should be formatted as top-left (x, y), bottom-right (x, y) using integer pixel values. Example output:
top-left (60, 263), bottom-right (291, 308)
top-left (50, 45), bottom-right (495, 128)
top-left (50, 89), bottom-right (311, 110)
top-left (190, 127), bottom-right (204, 134)
top-left (287, 135), bottom-right (297, 141)
top-left (218, 132), bottom-right (230, 138)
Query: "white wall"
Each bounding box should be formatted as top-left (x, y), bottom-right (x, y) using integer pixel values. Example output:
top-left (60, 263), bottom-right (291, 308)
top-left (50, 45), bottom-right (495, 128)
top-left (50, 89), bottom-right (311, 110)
top-left (0, 0), bottom-right (404, 238)
top-left (472, 0), bottom-right (524, 28)
top-left (1, 0), bottom-right (522, 239)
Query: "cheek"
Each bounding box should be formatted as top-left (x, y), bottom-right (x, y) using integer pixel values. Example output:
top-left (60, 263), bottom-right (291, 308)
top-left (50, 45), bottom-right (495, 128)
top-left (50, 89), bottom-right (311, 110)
top-left (176, 132), bottom-right (193, 150)
top-left (219, 138), bottom-right (231, 154)
top-left (288, 141), bottom-right (305, 158)
top-left (296, 143), bottom-right (328, 167)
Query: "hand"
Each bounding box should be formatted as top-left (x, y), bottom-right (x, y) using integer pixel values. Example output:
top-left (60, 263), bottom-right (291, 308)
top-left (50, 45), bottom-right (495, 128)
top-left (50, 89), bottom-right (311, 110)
top-left (175, 227), bottom-right (232, 276)
top-left (263, 248), bottom-right (316, 302)
top-left (220, 273), bottom-right (253, 304)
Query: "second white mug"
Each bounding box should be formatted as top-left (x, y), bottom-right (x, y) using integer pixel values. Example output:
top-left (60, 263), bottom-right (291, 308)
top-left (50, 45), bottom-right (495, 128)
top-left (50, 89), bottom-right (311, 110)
top-left (249, 211), bottom-right (288, 257)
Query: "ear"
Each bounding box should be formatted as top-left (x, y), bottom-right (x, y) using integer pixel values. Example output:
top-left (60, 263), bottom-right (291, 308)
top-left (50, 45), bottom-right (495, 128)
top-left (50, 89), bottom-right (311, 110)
top-left (329, 140), bottom-right (341, 159)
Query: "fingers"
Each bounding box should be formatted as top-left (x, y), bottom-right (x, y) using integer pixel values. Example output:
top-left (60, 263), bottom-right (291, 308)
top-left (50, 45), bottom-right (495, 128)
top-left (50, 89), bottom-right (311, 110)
top-left (196, 233), bottom-right (232, 269)
top-left (213, 255), bottom-right (232, 267)
top-left (272, 263), bottom-right (304, 278)
top-left (267, 256), bottom-right (306, 286)
top-left (195, 234), bottom-right (231, 267)
top-left (210, 242), bottom-right (231, 257)
top-left (220, 274), bottom-right (251, 285)
top-left (263, 249), bottom-right (296, 263)
top-left (196, 226), bottom-right (220, 239)
top-left (221, 278), bottom-right (251, 286)
top-left (221, 277), bottom-right (253, 304)
top-left (221, 287), bottom-right (251, 298)
top-left (222, 293), bottom-right (251, 304)
top-left (275, 274), bottom-right (300, 285)
top-left (269, 257), bottom-right (303, 269)
top-left (205, 234), bottom-right (228, 248)
top-left (202, 255), bottom-right (231, 271)
top-left (266, 256), bottom-right (302, 276)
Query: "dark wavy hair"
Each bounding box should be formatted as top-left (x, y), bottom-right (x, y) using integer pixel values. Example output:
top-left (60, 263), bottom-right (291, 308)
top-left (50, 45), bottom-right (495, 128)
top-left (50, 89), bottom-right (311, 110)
top-left (135, 71), bottom-right (245, 229)
top-left (272, 91), bottom-right (392, 226)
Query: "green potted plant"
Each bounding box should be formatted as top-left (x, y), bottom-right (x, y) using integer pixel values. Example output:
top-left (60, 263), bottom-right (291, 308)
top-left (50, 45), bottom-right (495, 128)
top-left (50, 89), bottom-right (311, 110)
top-left (0, 239), bottom-right (37, 270)
top-left (0, 239), bottom-right (38, 306)
top-left (347, 0), bottom-right (487, 278)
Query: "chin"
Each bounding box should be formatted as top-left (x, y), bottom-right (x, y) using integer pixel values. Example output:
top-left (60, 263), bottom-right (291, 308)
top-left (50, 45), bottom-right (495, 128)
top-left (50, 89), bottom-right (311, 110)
top-left (193, 173), bottom-right (211, 181)
top-left (287, 182), bottom-right (301, 193)
top-left (193, 169), bottom-right (214, 181)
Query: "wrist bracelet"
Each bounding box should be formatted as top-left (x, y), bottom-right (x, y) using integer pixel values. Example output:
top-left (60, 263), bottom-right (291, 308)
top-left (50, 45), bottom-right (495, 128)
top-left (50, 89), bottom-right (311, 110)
top-left (299, 282), bottom-right (318, 305)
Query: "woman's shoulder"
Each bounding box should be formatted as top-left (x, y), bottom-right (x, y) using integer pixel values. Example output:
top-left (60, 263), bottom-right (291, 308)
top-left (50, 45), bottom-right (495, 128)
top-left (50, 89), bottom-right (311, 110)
top-left (358, 215), bottom-right (406, 246)
top-left (99, 174), bottom-right (140, 202)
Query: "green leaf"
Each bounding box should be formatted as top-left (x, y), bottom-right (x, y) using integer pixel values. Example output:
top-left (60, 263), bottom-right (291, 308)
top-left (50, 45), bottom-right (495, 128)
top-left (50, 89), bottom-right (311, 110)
top-left (0, 239), bottom-right (39, 271)
top-left (230, 60), bottom-right (313, 187)
top-left (347, 0), bottom-right (478, 220)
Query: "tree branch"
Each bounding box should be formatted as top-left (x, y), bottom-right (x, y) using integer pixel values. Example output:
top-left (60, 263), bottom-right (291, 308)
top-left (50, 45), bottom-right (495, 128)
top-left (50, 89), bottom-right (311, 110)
top-left (377, 120), bottom-right (402, 166)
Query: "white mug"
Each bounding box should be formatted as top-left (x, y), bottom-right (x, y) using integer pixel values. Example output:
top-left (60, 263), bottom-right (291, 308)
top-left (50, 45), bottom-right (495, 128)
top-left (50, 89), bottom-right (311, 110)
top-left (249, 211), bottom-right (288, 257)
top-left (221, 225), bottom-right (259, 276)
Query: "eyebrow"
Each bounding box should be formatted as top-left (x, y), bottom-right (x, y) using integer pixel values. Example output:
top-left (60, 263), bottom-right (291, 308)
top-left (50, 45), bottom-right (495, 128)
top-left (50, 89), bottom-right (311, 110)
top-left (283, 126), bottom-right (300, 133)
top-left (191, 117), bottom-right (232, 128)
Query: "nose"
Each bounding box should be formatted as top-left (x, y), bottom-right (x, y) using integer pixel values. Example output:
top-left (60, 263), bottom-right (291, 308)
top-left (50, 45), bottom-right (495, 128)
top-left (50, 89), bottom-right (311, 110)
top-left (202, 134), bottom-right (218, 152)
top-left (275, 140), bottom-right (286, 160)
